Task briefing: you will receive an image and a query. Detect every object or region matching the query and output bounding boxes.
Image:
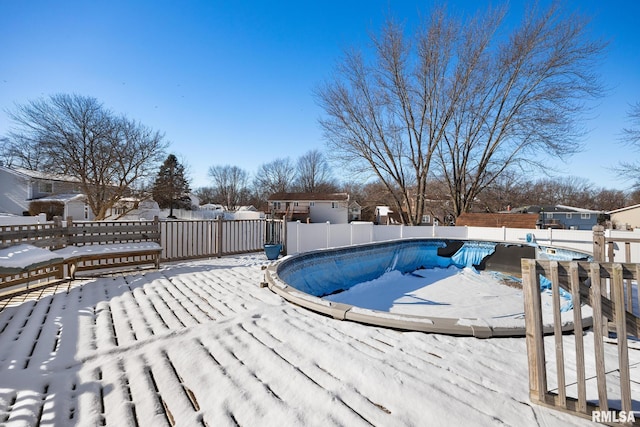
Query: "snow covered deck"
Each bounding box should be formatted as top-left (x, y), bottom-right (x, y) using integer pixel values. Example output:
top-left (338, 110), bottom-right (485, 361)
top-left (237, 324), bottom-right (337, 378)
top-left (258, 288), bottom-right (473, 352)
top-left (0, 255), bottom-right (627, 426)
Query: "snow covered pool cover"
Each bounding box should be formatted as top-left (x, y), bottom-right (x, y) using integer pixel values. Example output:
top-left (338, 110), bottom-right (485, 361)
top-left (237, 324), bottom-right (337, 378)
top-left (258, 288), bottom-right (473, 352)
top-left (264, 239), bottom-right (593, 338)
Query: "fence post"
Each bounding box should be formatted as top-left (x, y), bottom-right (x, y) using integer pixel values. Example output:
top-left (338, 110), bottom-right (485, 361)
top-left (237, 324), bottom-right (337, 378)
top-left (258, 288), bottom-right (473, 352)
top-left (281, 219), bottom-right (287, 255)
top-left (592, 225), bottom-right (605, 262)
top-left (326, 221), bottom-right (331, 248)
top-left (216, 217), bottom-right (223, 258)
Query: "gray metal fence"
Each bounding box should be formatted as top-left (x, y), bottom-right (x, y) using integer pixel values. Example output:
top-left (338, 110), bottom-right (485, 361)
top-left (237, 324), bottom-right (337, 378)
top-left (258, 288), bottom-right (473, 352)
top-left (159, 218), bottom-right (284, 261)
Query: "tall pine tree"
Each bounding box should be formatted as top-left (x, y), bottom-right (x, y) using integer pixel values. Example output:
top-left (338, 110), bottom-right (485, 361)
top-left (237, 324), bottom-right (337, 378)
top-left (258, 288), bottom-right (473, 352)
top-left (152, 154), bottom-right (190, 218)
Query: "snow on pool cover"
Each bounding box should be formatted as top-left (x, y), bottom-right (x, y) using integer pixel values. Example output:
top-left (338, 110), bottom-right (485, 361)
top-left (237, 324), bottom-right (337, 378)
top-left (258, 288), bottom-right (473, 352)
top-left (263, 239), bottom-right (593, 338)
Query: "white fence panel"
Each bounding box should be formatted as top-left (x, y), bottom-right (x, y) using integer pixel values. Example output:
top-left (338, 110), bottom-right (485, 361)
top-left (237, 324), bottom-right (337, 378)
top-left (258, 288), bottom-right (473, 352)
top-left (0, 214), bottom-right (48, 225)
top-left (542, 229), bottom-right (592, 252)
top-left (292, 223), bottom-right (330, 253)
top-left (400, 225), bottom-right (430, 238)
top-left (328, 223), bottom-right (352, 248)
top-left (285, 222), bottom-right (598, 257)
top-left (465, 226), bottom-right (509, 242)
top-left (433, 225), bottom-right (468, 239)
top-left (606, 228), bottom-right (640, 262)
top-left (372, 225), bottom-right (402, 242)
top-left (350, 222), bottom-right (374, 245)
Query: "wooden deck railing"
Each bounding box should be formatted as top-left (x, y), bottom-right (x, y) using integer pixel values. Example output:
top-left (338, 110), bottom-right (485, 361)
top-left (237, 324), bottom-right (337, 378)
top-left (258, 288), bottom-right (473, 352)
top-left (522, 258), bottom-right (640, 425)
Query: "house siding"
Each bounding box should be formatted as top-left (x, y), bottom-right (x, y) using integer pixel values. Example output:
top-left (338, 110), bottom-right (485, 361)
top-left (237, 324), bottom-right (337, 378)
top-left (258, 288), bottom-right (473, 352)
top-left (0, 166), bottom-right (88, 219)
top-left (539, 212), bottom-right (598, 230)
top-left (0, 167), bottom-right (30, 215)
top-left (29, 179), bottom-right (81, 200)
top-left (310, 201), bottom-right (348, 224)
top-left (610, 206), bottom-right (640, 229)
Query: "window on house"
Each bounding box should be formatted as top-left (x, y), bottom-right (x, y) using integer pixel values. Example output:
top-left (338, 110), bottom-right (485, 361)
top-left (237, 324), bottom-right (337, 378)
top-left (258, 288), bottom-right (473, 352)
top-left (331, 202), bottom-right (338, 209)
top-left (294, 202), bottom-right (299, 207)
top-left (309, 202), bottom-right (315, 207)
top-left (581, 213), bottom-right (591, 219)
top-left (39, 181), bottom-right (53, 193)
top-left (545, 213), bottom-right (553, 219)
top-left (421, 214), bottom-right (431, 224)
top-left (273, 202), bottom-right (281, 210)
top-left (566, 213), bottom-right (572, 219)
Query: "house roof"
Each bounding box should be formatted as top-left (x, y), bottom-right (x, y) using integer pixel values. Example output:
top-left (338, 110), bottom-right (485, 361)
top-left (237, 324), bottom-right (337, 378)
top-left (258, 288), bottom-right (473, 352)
top-left (608, 203), bottom-right (640, 215)
top-left (9, 166), bottom-right (81, 183)
top-left (510, 205), bottom-right (603, 214)
top-left (35, 193), bottom-right (86, 203)
top-left (456, 212), bottom-right (539, 229)
top-left (268, 192), bottom-right (349, 202)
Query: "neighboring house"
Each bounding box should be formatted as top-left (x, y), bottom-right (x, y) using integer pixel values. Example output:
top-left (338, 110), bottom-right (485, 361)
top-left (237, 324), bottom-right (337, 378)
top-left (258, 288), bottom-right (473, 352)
top-left (375, 206), bottom-right (396, 225)
top-left (349, 201), bottom-right (362, 222)
top-left (374, 205), bottom-right (434, 225)
top-left (608, 204), bottom-right (640, 230)
top-left (0, 165), bottom-right (89, 218)
top-left (267, 192), bottom-right (351, 223)
top-left (37, 194), bottom-right (95, 221)
top-left (106, 197), bottom-right (160, 220)
top-left (510, 205), bottom-right (605, 230)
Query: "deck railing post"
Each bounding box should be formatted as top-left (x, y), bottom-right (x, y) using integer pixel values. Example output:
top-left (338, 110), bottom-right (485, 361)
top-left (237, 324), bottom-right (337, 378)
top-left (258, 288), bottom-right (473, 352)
top-left (592, 225), bottom-right (605, 262)
top-left (522, 258), bottom-right (547, 402)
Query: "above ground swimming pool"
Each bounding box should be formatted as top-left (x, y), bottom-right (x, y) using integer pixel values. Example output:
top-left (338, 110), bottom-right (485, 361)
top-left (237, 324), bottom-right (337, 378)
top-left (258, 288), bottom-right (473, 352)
top-left (263, 238), bottom-right (593, 338)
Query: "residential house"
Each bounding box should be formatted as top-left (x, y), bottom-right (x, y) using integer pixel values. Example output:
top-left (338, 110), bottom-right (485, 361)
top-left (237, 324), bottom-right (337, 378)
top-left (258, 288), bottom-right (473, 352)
top-left (267, 192), bottom-right (351, 223)
top-left (608, 204), bottom-right (640, 230)
top-left (375, 206), bottom-right (396, 225)
top-left (0, 165), bottom-right (90, 219)
top-left (374, 205), bottom-right (436, 225)
top-left (37, 194), bottom-right (94, 221)
top-left (348, 201), bottom-right (362, 222)
top-left (511, 205), bottom-right (605, 230)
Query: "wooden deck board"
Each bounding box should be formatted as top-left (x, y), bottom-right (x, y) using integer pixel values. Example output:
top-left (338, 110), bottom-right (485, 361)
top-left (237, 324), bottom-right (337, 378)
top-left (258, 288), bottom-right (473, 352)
top-left (0, 257), bottom-right (628, 426)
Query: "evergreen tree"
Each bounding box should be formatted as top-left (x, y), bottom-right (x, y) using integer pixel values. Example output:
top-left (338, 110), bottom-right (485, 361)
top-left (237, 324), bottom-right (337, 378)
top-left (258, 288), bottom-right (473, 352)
top-left (152, 154), bottom-right (190, 218)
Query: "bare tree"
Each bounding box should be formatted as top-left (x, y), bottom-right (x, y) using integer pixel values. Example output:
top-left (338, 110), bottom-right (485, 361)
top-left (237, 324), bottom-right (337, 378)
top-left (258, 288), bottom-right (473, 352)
top-left (617, 102), bottom-right (640, 186)
top-left (317, 3), bottom-right (605, 224)
top-left (6, 94), bottom-right (167, 219)
top-left (253, 157), bottom-right (296, 199)
top-left (193, 186), bottom-right (217, 205)
top-left (294, 149), bottom-right (337, 193)
top-left (207, 164), bottom-right (250, 210)
top-left (593, 188), bottom-right (627, 212)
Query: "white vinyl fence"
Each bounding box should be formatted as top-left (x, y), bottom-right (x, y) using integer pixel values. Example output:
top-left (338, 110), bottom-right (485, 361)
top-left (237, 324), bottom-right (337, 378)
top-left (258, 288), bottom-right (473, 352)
top-left (286, 221), bottom-right (640, 263)
top-left (0, 213), bottom-right (48, 226)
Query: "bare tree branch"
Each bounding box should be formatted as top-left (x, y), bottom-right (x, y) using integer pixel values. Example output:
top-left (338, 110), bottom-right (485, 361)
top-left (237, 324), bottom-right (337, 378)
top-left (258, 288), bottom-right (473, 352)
top-left (6, 94), bottom-right (167, 219)
top-left (317, 3), bottom-right (605, 223)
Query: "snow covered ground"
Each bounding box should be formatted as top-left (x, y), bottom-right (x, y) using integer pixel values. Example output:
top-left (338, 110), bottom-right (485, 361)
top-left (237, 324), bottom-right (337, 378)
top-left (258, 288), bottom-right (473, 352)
top-left (0, 255), bottom-right (633, 426)
top-left (324, 266), bottom-right (574, 325)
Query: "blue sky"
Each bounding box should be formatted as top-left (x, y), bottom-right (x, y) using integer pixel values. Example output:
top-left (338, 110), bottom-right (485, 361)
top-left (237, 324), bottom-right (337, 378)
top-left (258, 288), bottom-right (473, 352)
top-left (1, 1), bottom-right (639, 191)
